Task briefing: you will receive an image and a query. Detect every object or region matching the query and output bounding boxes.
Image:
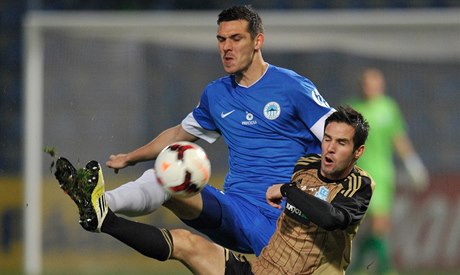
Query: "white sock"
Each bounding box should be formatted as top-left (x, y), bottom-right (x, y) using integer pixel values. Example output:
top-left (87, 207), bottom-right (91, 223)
top-left (105, 169), bottom-right (171, 216)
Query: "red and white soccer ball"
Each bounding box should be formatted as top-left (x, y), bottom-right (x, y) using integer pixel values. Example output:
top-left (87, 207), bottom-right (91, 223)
top-left (155, 141), bottom-right (211, 197)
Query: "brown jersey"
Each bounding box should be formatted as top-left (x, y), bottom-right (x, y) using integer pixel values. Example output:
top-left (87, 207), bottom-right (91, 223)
top-left (250, 155), bottom-right (374, 275)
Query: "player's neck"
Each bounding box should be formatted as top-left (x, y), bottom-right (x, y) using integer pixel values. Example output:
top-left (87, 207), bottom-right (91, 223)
top-left (235, 59), bottom-right (268, 87)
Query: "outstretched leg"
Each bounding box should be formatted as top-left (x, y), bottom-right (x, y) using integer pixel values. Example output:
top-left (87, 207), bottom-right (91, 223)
top-left (101, 211), bottom-right (226, 274)
top-left (54, 157), bottom-right (226, 275)
top-left (105, 169), bottom-right (171, 216)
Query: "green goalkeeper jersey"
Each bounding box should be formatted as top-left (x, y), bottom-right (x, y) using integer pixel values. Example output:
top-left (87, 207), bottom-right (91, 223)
top-left (349, 94), bottom-right (406, 189)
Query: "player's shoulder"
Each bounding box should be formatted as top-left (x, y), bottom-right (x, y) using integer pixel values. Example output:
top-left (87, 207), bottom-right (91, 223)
top-left (269, 64), bottom-right (299, 76)
top-left (381, 95), bottom-right (403, 112)
top-left (269, 67), bottom-right (322, 107)
top-left (351, 166), bottom-right (375, 190)
top-left (293, 153), bottom-right (321, 173)
top-left (203, 75), bottom-right (234, 95)
top-left (268, 64), bottom-right (312, 83)
top-left (207, 75), bottom-right (233, 87)
top-left (346, 97), bottom-right (363, 108)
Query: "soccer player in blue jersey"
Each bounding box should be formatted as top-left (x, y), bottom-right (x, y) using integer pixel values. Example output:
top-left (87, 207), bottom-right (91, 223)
top-left (105, 5), bottom-right (334, 255)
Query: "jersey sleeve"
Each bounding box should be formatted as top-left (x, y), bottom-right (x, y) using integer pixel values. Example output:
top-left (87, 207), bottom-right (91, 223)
top-left (294, 80), bottom-right (334, 141)
top-left (331, 176), bottom-right (374, 227)
top-left (181, 87), bottom-right (221, 144)
top-left (281, 183), bottom-right (349, 230)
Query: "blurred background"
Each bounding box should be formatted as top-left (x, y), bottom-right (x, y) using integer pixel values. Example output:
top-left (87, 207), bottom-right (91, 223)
top-left (1, 1), bottom-right (459, 274)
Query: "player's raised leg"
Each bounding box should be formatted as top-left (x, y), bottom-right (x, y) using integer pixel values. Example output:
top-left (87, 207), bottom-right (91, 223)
top-left (100, 210), bottom-right (227, 274)
top-left (104, 169), bottom-right (170, 216)
top-left (104, 168), bottom-right (207, 221)
top-left (55, 157), bottom-right (226, 274)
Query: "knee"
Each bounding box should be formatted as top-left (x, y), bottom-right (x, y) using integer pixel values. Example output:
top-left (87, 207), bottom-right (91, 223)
top-left (170, 228), bottom-right (200, 259)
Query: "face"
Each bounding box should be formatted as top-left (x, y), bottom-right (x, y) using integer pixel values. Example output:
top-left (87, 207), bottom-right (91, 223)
top-left (361, 69), bottom-right (385, 100)
top-left (321, 122), bottom-right (364, 180)
top-left (216, 20), bottom-right (262, 75)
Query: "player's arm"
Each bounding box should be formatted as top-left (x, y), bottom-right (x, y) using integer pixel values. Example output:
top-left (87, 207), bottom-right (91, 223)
top-left (106, 124), bottom-right (198, 172)
top-left (266, 183), bottom-right (285, 209)
top-left (280, 183), bottom-right (348, 230)
top-left (393, 133), bottom-right (429, 190)
top-left (280, 181), bottom-right (372, 231)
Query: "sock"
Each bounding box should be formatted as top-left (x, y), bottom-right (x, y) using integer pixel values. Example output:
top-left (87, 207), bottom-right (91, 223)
top-left (101, 209), bottom-right (173, 261)
top-left (105, 169), bottom-right (170, 216)
top-left (351, 235), bottom-right (375, 272)
top-left (372, 236), bottom-right (391, 273)
top-left (354, 235), bottom-right (391, 273)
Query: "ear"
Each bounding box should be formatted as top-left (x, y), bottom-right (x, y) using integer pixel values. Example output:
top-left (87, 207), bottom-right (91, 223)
top-left (254, 33), bottom-right (264, 50)
top-left (354, 145), bottom-right (365, 160)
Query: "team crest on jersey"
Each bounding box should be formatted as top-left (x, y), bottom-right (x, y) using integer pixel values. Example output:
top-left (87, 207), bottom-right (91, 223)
top-left (315, 186), bottom-right (329, 201)
top-left (263, 101), bottom-right (281, 120)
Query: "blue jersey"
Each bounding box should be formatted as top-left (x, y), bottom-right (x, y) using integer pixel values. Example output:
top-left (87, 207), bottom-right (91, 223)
top-left (182, 64), bottom-right (333, 211)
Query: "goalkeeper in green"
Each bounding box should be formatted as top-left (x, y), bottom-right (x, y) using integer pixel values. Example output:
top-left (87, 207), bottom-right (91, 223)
top-left (349, 67), bottom-right (429, 274)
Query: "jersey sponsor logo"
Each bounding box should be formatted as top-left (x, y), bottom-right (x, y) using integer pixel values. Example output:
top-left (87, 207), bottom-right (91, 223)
top-left (263, 101), bottom-right (281, 120)
top-left (221, 110), bottom-right (235, 118)
top-left (315, 186), bottom-right (329, 201)
top-left (312, 88), bottom-right (330, 108)
top-left (241, 112), bottom-right (257, 126)
top-left (285, 201), bottom-right (308, 220)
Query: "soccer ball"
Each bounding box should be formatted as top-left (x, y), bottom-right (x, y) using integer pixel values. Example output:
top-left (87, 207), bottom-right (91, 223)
top-left (154, 141), bottom-right (211, 197)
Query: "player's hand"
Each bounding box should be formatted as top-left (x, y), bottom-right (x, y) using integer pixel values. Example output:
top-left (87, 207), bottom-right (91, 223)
top-left (266, 184), bottom-right (283, 209)
top-left (409, 167), bottom-right (430, 192)
top-left (404, 154), bottom-right (430, 192)
top-left (106, 154), bottom-right (131, 174)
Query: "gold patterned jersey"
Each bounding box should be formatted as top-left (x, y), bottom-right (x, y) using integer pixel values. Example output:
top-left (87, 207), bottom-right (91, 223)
top-left (250, 154), bottom-right (374, 275)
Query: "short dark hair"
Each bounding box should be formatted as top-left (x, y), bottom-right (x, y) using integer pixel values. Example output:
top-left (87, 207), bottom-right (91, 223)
top-left (325, 106), bottom-right (370, 150)
top-left (217, 5), bottom-right (264, 39)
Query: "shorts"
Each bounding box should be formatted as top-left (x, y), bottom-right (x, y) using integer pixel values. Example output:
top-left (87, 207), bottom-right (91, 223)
top-left (224, 248), bottom-right (253, 275)
top-left (182, 184), bottom-right (281, 255)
